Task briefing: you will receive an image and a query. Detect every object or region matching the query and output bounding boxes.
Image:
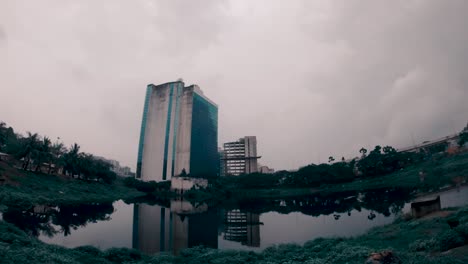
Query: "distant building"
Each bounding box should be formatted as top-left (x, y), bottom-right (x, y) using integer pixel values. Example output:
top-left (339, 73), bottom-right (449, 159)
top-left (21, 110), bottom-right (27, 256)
top-left (258, 164), bottom-right (274, 174)
top-left (95, 156), bottom-right (133, 177)
top-left (220, 136), bottom-right (260, 176)
top-left (136, 81), bottom-right (218, 182)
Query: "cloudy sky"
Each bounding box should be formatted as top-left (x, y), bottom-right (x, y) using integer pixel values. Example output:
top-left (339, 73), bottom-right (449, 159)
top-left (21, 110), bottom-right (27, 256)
top-left (1, 0), bottom-right (467, 170)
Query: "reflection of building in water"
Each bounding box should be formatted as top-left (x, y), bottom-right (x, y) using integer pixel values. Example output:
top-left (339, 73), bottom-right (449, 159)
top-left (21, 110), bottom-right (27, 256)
top-left (133, 203), bottom-right (218, 255)
top-left (223, 210), bottom-right (260, 247)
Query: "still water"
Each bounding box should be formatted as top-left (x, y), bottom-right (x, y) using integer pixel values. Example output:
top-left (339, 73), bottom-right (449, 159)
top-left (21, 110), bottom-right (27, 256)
top-left (4, 186), bottom-right (468, 255)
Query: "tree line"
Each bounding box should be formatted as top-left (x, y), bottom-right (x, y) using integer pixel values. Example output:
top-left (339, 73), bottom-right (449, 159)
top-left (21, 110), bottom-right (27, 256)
top-left (218, 142), bottom-right (460, 190)
top-left (0, 121), bottom-right (116, 183)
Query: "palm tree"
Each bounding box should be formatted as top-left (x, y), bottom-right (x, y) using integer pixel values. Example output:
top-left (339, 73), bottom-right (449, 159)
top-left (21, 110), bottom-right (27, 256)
top-left (48, 141), bottom-right (66, 174)
top-left (64, 143), bottom-right (80, 176)
top-left (0, 122), bottom-right (7, 150)
top-left (33, 137), bottom-right (52, 172)
top-left (359, 147), bottom-right (367, 157)
top-left (21, 132), bottom-right (39, 170)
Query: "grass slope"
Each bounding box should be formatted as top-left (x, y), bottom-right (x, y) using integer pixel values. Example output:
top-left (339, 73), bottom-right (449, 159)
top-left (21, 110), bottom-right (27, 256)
top-left (0, 161), bottom-right (145, 210)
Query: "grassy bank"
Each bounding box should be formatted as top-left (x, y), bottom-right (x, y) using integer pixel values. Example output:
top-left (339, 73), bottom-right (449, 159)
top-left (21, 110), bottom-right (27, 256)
top-left (2, 205), bottom-right (468, 263)
top-left (0, 161), bottom-right (145, 210)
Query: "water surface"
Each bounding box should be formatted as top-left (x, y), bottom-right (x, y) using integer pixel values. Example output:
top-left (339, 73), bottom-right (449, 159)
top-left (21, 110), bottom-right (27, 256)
top-left (4, 186), bottom-right (468, 254)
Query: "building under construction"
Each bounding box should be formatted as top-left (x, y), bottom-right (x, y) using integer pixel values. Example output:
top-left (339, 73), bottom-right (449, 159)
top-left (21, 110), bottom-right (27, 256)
top-left (220, 136), bottom-right (261, 176)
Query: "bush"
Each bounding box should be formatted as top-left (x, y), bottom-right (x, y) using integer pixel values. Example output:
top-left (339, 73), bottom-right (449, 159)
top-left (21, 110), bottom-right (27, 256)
top-left (74, 245), bottom-right (102, 256)
top-left (438, 230), bottom-right (464, 251)
top-left (409, 238), bottom-right (438, 252)
top-left (104, 248), bottom-right (142, 263)
top-left (455, 223), bottom-right (468, 240)
top-left (123, 177), bottom-right (158, 193)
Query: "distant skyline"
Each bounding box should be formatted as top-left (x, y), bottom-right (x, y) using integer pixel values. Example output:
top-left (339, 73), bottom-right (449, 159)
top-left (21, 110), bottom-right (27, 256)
top-left (1, 1), bottom-right (468, 170)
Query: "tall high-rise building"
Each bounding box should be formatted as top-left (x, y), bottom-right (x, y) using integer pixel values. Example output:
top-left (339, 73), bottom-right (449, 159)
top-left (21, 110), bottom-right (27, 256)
top-left (221, 136), bottom-right (260, 176)
top-left (136, 81), bottom-right (218, 182)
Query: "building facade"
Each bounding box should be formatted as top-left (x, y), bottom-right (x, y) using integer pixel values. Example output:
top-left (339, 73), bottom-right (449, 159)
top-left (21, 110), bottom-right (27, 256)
top-left (137, 81), bottom-right (218, 182)
top-left (221, 136), bottom-right (260, 176)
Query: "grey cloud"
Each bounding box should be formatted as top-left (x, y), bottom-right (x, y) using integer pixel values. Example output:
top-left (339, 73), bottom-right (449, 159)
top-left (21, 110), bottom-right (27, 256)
top-left (0, 0), bottom-right (467, 170)
top-left (0, 25), bottom-right (6, 43)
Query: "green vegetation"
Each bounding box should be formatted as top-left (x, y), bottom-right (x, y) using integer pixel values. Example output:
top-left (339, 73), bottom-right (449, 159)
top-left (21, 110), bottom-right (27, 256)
top-left (0, 121), bottom-right (117, 183)
top-left (185, 150), bottom-right (468, 203)
top-left (0, 161), bottom-right (144, 209)
top-left (459, 130), bottom-right (468, 147)
top-left (323, 151), bottom-right (468, 194)
top-left (2, 205), bottom-right (468, 263)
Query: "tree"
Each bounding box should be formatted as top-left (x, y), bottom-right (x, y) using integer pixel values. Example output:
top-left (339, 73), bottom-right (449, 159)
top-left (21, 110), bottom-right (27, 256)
top-left (20, 132), bottom-right (40, 170)
top-left (458, 131), bottom-right (468, 147)
top-left (328, 156), bottom-right (335, 163)
top-left (49, 141), bottom-right (66, 174)
top-left (33, 137), bottom-right (52, 172)
top-left (359, 148), bottom-right (367, 157)
top-left (63, 143), bottom-right (80, 176)
top-left (0, 122), bottom-right (6, 149)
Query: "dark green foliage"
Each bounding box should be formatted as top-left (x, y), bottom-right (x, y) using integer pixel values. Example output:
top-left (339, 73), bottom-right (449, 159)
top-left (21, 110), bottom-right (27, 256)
top-left (459, 131), bottom-right (468, 147)
top-left (123, 177), bottom-right (169, 193)
top-left (290, 161), bottom-right (355, 187)
top-left (438, 230), bottom-right (465, 251)
top-left (357, 145), bottom-right (423, 178)
top-left (409, 238), bottom-right (438, 252)
top-left (424, 142), bottom-right (449, 155)
top-left (219, 172), bottom-right (282, 189)
top-left (74, 245), bottom-right (103, 256)
top-left (104, 248), bottom-right (142, 263)
top-left (455, 223), bottom-right (468, 240)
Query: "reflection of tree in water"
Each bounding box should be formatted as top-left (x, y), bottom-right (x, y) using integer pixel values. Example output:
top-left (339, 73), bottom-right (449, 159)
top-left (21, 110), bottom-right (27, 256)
top-left (3, 209), bottom-right (57, 237)
top-left (3, 203), bottom-right (114, 237)
top-left (235, 187), bottom-right (413, 221)
top-left (360, 188), bottom-right (412, 218)
top-left (52, 203), bottom-right (114, 236)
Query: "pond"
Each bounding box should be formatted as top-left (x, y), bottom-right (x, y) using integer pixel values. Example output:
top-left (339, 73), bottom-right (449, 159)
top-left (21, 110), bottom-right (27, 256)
top-left (3, 186), bottom-right (468, 255)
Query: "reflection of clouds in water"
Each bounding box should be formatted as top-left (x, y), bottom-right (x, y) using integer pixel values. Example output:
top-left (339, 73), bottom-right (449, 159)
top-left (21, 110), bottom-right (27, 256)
top-left (39, 201), bottom-right (133, 249)
top-left (26, 187), bottom-right (468, 253)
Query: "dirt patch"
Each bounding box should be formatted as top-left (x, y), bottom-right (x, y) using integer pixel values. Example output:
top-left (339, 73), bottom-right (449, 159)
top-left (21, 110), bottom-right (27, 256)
top-left (420, 210), bottom-right (455, 220)
top-left (441, 245), bottom-right (468, 261)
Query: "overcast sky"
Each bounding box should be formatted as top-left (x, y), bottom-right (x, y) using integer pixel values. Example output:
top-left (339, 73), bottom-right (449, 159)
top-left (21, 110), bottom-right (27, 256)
top-left (1, 0), bottom-right (467, 170)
